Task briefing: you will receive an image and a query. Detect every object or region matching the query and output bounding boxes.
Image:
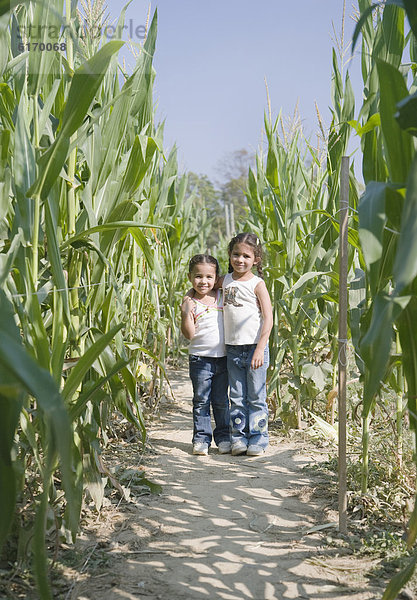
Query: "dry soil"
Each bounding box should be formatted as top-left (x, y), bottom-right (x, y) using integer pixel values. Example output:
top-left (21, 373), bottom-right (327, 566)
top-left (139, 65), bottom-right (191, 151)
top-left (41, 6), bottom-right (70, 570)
top-left (63, 370), bottom-right (385, 600)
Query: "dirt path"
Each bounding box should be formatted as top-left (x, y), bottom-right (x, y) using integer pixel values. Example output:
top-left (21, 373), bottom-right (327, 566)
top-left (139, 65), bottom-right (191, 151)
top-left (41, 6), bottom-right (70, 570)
top-left (66, 371), bottom-right (384, 600)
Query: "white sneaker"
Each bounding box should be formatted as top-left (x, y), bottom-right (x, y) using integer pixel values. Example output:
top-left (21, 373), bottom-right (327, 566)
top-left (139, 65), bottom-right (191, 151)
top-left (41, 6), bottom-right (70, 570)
top-left (247, 445), bottom-right (265, 456)
top-left (218, 441), bottom-right (232, 454)
top-left (193, 442), bottom-right (209, 456)
top-left (231, 441), bottom-right (247, 456)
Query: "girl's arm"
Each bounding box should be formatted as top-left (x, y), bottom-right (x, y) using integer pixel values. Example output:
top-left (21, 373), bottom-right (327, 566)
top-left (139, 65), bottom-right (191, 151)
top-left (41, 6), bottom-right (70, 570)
top-left (213, 274), bottom-right (225, 290)
top-left (251, 281), bottom-right (273, 369)
top-left (181, 296), bottom-right (196, 339)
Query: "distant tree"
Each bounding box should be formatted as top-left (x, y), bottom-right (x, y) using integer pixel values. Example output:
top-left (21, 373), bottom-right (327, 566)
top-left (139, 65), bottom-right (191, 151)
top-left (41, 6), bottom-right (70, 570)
top-left (186, 173), bottom-right (224, 253)
top-left (215, 149), bottom-right (254, 236)
top-left (215, 148), bottom-right (254, 182)
top-left (185, 149), bottom-right (255, 258)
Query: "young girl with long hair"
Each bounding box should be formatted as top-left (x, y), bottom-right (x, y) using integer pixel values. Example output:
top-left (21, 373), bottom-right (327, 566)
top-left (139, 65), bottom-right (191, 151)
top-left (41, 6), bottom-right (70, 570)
top-left (221, 233), bottom-right (273, 456)
top-left (181, 254), bottom-right (231, 456)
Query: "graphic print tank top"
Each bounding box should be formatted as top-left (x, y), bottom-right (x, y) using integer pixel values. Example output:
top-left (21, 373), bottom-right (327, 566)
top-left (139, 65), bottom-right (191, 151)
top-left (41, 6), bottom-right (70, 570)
top-left (223, 273), bottom-right (263, 345)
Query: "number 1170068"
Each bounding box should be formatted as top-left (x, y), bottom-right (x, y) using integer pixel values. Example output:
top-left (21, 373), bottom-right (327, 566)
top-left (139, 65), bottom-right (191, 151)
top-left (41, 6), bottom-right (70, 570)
top-left (18, 42), bottom-right (67, 52)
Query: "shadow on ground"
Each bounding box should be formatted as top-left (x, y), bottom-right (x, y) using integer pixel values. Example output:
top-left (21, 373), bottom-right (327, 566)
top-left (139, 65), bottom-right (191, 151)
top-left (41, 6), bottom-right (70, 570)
top-left (65, 371), bottom-right (384, 600)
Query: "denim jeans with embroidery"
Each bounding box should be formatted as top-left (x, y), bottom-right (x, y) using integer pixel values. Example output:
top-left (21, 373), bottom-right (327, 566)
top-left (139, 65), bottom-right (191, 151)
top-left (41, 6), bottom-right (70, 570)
top-left (189, 354), bottom-right (230, 446)
top-left (226, 344), bottom-right (269, 449)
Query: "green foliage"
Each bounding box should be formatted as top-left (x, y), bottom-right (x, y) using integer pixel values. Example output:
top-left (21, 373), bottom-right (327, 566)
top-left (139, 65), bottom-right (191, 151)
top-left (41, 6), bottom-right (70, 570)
top-left (354, 2), bottom-right (417, 414)
top-left (2, 1), bottom-right (417, 598)
top-left (354, 1), bottom-right (417, 596)
top-left (245, 113), bottom-right (354, 427)
top-left (185, 172), bottom-right (221, 252)
top-left (244, 25), bottom-right (363, 426)
top-left (382, 552), bottom-right (417, 600)
top-left (0, 1), bottom-right (206, 596)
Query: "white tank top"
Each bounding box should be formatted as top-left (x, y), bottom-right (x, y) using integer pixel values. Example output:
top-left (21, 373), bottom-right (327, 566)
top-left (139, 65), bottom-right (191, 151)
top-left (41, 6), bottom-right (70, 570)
top-left (223, 273), bottom-right (263, 345)
top-left (188, 289), bottom-right (226, 357)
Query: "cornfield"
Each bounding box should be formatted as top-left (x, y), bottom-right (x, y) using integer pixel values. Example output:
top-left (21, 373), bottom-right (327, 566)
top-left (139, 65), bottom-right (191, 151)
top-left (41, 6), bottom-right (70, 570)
top-left (0, 1), bottom-right (207, 596)
top-left (1, 0), bottom-right (417, 598)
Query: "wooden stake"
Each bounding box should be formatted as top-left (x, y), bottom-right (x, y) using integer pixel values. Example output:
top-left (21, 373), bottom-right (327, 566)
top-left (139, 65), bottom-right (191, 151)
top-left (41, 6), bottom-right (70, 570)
top-left (338, 156), bottom-right (349, 535)
top-left (225, 202), bottom-right (231, 239)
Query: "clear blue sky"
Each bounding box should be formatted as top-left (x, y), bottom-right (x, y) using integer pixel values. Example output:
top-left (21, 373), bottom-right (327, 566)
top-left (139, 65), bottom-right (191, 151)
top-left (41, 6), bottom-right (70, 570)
top-left (105, 0), bottom-right (363, 179)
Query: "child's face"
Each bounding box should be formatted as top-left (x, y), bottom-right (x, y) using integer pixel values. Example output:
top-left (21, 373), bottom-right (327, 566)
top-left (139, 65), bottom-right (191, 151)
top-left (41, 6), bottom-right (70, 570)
top-left (188, 263), bottom-right (217, 296)
top-left (229, 242), bottom-right (257, 274)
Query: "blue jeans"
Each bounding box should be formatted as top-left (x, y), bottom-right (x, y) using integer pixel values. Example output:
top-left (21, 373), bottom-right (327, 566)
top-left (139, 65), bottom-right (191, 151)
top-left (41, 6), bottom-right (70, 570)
top-left (226, 344), bottom-right (269, 449)
top-left (189, 355), bottom-right (230, 446)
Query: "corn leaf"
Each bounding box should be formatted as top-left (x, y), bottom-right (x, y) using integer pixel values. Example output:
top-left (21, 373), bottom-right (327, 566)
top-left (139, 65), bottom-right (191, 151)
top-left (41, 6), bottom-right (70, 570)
top-left (393, 152), bottom-right (417, 293)
top-left (0, 393), bottom-right (22, 551)
top-left (377, 59), bottom-right (414, 183)
top-left (28, 41), bottom-right (124, 200)
top-left (45, 198), bottom-right (71, 324)
top-left (397, 298), bottom-right (417, 431)
top-left (352, 4), bottom-right (379, 54)
top-left (69, 358), bottom-right (129, 420)
top-left (358, 181), bottom-right (387, 295)
top-left (382, 4), bottom-right (405, 69)
top-left (62, 323), bottom-right (124, 401)
top-left (361, 292), bottom-right (410, 413)
top-left (0, 290), bottom-right (79, 533)
top-left (382, 549), bottom-right (417, 600)
top-left (403, 0), bottom-right (417, 39)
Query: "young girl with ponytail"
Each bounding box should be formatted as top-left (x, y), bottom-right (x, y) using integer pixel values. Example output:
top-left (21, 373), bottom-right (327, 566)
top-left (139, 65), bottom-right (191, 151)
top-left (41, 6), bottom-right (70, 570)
top-left (221, 233), bottom-right (273, 456)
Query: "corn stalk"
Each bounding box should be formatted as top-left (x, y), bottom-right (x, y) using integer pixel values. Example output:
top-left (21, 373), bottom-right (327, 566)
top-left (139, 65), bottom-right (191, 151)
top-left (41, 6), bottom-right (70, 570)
top-left (246, 74), bottom-right (359, 429)
top-left (0, 2), bottom-right (205, 596)
top-left (352, 1), bottom-right (417, 597)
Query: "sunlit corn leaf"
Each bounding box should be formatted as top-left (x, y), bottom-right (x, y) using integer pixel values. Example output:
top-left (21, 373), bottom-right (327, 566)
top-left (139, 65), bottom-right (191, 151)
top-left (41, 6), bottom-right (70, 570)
top-left (358, 181), bottom-right (387, 296)
top-left (62, 323), bottom-right (124, 401)
top-left (382, 549), bottom-right (417, 600)
top-left (393, 152), bottom-right (417, 294)
top-left (361, 292), bottom-right (410, 415)
top-left (377, 59), bottom-right (414, 183)
top-left (28, 40), bottom-right (124, 200)
top-left (397, 298), bottom-right (417, 431)
top-left (0, 289), bottom-right (79, 535)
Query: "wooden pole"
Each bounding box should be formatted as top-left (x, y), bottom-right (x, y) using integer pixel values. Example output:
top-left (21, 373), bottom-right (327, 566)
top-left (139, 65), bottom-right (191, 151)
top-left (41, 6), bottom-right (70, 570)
top-left (225, 202), bottom-right (231, 239)
top-left (338, 156), bottom-right (349, 535)
top-left (230, 201), bottom-right (235, 235)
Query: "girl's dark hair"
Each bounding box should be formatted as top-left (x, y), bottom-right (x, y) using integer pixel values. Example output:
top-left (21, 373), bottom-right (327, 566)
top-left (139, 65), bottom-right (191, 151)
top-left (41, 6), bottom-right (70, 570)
top-left (228, 232), bottom-right (264, 278)
top-left (188, 254), bottom-right (220, 276)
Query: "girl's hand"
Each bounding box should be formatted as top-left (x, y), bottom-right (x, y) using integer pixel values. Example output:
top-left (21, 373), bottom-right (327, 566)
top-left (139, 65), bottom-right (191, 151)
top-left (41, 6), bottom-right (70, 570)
top-left (181, 296), bottom-right (195, 317)
top-left (251, 347), bottom-right (264, 369)
top-left (181, 296), bottom-right (196, 340)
